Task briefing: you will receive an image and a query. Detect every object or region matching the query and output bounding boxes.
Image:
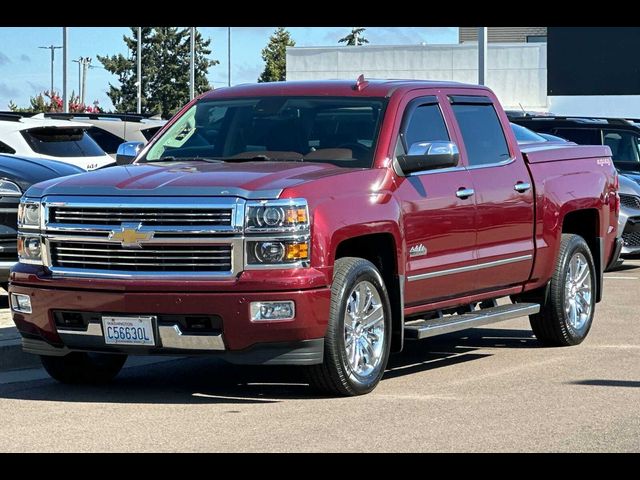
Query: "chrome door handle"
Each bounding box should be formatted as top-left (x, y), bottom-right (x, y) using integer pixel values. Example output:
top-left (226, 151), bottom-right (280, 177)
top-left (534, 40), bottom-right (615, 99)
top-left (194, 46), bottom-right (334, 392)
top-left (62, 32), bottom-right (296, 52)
top-left (514, 182), bottom-right (531, 193)
top-left (456, 188), bottom-right (475, 199)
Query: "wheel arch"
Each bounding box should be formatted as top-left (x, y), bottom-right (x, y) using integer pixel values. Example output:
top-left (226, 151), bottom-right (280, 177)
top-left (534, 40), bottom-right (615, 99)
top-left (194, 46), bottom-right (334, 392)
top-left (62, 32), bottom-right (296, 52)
top-left (333, 231), bottom-right (404, 353)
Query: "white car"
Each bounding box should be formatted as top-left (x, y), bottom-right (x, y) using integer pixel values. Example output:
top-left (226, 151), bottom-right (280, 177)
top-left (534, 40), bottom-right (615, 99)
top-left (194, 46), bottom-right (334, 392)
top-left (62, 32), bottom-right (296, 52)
top-left (0, 113), bottom-right (114, 170)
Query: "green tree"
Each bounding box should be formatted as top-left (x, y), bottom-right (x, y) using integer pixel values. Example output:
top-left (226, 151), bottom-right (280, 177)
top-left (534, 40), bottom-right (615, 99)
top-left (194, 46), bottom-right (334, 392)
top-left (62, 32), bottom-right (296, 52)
top-left (8, 90), bottom-right (102, 113)
top-left (98, 27), bottom-right (218, 118)
top-left (339, 27), bottom-right (369, 46)
top-left (258, 27), bottom-right (295, 83)
top-left (97, 27), bottom-right (155, 114)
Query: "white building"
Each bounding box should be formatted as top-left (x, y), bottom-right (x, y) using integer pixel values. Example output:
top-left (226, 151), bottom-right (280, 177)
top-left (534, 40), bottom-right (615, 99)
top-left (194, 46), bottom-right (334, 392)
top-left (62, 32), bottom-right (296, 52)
top-left (286, 43), bottom-right (548, 111)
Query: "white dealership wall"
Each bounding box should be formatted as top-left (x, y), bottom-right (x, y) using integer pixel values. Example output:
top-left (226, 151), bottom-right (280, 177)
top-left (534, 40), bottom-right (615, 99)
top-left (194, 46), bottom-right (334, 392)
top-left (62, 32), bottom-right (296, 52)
top-left (286, 43), bottom-right (548, 110)
top-left (548, 96), bottom-right (640, 118)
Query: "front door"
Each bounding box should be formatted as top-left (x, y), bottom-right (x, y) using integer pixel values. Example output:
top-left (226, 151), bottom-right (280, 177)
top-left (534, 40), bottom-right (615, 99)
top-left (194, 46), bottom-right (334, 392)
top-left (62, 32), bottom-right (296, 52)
top-left (394, 95), bottom-right (478, 306)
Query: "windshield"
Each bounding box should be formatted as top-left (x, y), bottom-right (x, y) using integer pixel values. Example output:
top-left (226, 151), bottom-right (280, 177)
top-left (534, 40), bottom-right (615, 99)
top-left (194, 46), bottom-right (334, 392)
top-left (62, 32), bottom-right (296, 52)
top-left (141, 96), bottom-right (386, 168)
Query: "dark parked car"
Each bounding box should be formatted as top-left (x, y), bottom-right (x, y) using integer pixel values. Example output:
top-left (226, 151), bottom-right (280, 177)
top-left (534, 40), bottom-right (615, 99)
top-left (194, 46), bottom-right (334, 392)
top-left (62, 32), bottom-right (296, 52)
top-left (0, 154), bottom-right (83, 289)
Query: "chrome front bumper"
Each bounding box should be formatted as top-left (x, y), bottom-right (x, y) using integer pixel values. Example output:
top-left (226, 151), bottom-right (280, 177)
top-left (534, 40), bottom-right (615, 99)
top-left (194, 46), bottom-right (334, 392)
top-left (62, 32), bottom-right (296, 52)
top-left (56, 322), bottom-right (225, 352)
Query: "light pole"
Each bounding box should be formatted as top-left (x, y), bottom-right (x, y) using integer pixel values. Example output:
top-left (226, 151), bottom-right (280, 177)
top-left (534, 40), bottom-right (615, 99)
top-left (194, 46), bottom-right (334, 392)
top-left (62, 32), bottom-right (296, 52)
top-left (228, 27), bottom-right (231, 87)
top-left (62, 27), bottom-right (68, 113)
top-left (190, 27), bottom-right (195, 100)
top-left (38, 44), bottom-right (62, 94)
top-left (478, 27), bottom-right (488, 85)
top-left (81, 57), bottom-right (91, 105)
top-left (72, 58), bottom-right (82, 99)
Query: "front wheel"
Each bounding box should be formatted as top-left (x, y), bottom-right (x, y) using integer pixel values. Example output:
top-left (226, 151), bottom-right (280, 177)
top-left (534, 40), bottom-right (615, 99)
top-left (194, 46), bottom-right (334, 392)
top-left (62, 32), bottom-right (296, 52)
top-left (306, 257), bottom-right (392, 396)
top-left (529, 234), bottom-right (596, 346)
top-left (40, 352), bottom-right (127, 384)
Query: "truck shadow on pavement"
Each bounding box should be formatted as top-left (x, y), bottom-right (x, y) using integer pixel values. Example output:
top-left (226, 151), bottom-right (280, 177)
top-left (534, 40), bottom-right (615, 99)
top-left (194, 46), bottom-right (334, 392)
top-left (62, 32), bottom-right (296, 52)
top-left (0, 327), bottom-right (539, 404)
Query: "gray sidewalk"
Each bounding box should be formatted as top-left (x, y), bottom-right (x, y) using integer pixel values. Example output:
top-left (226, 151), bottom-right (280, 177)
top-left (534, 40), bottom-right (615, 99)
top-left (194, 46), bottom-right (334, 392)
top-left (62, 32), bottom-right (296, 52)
top-left (0, 304), bottom-right (40, 371)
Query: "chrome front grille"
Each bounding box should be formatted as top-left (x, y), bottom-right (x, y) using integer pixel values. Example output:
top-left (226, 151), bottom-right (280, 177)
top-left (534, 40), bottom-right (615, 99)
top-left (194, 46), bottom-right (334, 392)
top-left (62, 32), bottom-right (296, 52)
top-left (41, 196), bottom-right (245, 278)
top-left (50, 207), bottom-right (233, 226)
top-left (619, 194), bottom-right (640, 210)
top-left (50, 242), bottom-right (233, 272)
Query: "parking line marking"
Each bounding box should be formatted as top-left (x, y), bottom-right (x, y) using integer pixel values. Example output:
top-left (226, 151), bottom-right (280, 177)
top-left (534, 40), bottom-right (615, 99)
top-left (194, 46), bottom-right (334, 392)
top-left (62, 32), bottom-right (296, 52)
top-left (603, 276), bottom-right (639, 280)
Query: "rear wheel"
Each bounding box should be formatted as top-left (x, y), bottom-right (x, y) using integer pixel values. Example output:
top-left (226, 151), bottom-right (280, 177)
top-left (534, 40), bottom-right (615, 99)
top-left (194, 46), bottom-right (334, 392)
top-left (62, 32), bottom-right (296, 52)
top-left (529, 234), bottom-right (596, 346)
top-left (40, 352), bottom-right (127, 384)
top-left (306, 257), bottom-right (392, 396)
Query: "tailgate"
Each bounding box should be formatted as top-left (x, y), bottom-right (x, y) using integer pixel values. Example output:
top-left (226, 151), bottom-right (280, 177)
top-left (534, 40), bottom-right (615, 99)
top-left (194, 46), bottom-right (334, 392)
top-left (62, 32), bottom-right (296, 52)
top-left (521, 144), bottom-right (612, 164)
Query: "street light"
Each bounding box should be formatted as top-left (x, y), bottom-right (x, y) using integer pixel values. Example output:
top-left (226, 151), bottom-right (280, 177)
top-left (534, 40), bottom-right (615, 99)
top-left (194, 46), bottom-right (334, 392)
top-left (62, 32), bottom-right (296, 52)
top-left (38, 44), bottom-right (62, 94)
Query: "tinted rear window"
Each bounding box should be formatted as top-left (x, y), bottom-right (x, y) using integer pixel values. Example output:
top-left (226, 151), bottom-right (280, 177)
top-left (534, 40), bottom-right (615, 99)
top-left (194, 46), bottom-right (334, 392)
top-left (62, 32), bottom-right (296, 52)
top-left (0, 140), bottom-right (15, 154)
top-left (552, 128), bottom-right (601, 145)
top-left (141, 126), bottom-right (162, 141)
top-left (21, 127), bottom-right (105, 157)
top-left (452, 103), bottom-right (511, 166)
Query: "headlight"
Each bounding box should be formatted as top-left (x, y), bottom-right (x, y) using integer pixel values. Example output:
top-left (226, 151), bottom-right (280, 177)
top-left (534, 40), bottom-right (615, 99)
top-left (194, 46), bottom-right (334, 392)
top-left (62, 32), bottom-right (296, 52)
top-left (18, 235), bottom-right (43, 265)
top-left (245, 199), bottom-right (309, 233)
top-left (245, 199), bottom-right (310, 268)
top-left (18, 200), bottom-right (42, 229)
top-left (0, 179), bottom-right (22, 197)
top-left (246, 239), bottom-right (309, 266)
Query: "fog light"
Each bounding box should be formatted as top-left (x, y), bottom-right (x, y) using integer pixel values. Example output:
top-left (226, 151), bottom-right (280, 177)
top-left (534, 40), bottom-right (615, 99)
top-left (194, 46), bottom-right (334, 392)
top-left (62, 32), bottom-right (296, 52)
top-left (250, 301), bottom-right (295, 321)
top-left (10, 293), bottom-right (32, 314)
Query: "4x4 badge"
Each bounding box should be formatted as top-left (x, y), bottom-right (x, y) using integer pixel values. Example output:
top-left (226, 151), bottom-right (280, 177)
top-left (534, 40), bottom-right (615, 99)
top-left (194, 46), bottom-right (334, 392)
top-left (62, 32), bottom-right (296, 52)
top-left (410, 244), bottom-right (427, 257)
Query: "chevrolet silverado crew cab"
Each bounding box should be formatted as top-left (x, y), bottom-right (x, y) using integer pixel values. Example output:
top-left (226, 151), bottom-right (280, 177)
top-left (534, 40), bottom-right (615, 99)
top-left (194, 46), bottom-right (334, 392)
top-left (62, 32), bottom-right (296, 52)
top-left (9, 78), bottom-right (620, 396)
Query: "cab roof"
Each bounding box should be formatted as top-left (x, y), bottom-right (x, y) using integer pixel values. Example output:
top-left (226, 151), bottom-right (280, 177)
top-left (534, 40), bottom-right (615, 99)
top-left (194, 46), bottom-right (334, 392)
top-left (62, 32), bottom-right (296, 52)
top-left (200, 79), bottom-right (489, 100)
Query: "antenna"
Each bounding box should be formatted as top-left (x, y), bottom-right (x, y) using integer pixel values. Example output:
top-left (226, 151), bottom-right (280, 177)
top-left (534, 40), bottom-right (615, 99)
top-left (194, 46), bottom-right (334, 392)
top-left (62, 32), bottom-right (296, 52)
top-left (354, 74), bottom-right (369, 92)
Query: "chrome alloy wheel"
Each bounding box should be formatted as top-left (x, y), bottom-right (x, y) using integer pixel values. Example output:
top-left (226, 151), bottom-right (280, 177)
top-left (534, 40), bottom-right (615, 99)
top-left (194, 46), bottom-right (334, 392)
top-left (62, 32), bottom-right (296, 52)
top-left (344, 280), bottom-right (386, 378)
top-left (564, 252), bottom-right (592, 330)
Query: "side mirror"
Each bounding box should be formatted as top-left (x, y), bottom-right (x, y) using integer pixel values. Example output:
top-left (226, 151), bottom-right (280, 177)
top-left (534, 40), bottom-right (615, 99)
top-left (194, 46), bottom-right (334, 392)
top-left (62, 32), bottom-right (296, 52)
top-left (397, 141), bottom-right (459, 175)
top-left (116, 141), bottom-right (144, 165)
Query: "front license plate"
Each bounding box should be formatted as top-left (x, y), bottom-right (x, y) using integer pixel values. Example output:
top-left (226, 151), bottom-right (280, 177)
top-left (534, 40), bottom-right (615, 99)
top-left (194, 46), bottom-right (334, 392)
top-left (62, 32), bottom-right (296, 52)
top-left (102, 316), bottom-right (156, 346)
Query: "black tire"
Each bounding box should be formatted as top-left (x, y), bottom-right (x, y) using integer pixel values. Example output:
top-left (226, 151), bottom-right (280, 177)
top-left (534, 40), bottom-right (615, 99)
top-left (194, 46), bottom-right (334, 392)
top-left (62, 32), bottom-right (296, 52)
top-left (529, 234), bottom-right (596, 346)
top-left (40, 352), bottom-right (127, 384)
top-left (306, 257), bottom-right (392, 396)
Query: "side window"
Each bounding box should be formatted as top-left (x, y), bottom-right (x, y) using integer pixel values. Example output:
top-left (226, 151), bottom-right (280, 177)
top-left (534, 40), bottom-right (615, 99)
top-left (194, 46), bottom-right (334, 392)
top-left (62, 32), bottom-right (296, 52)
top-left (0, 140), bottom-right (15, 154)
top-left (602, 130), bottom-right (640, 163)
top-left (402, 103), bottom-right (450, 149)
top-left (451, 102), bottom-right (510, 166)
top-left (87, 126), bottom-right (125, 154)
top-left (552, 128), bottom-right (600, 146)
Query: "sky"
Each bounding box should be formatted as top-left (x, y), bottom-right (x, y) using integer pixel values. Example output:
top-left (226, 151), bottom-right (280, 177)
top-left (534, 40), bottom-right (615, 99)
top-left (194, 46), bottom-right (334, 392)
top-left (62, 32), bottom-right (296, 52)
top-left (0, 27), bottom-right (458, 111)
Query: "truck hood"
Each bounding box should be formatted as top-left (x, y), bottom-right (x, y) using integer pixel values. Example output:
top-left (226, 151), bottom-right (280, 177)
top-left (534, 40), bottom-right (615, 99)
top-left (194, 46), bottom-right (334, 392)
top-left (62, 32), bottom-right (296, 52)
top-left (25, 160), bottom-right (355, 199)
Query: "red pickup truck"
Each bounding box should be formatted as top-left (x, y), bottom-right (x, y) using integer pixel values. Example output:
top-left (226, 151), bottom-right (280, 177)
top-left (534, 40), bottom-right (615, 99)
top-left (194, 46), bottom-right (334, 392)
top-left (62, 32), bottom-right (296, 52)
top-left (9, 79), bottom-right (620, 396)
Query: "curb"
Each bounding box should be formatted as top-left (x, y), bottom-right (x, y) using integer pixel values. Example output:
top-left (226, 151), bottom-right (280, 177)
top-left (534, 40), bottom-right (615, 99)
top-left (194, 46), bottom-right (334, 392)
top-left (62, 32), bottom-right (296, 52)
top-left (0, 326), bottom-right (41, 371)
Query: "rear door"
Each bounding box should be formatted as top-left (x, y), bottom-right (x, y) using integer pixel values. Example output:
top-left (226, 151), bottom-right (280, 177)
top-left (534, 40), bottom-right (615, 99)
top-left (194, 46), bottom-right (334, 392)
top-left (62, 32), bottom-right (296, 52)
top-left (394, 93), bottom-right (478, 305)
top-left (447, 94), bottom-right (535, 291)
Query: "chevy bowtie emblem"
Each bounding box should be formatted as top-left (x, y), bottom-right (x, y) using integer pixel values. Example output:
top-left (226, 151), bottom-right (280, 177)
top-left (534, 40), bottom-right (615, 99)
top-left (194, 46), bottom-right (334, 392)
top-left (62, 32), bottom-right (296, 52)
top-left (109, 223), bottom-right (153, 248)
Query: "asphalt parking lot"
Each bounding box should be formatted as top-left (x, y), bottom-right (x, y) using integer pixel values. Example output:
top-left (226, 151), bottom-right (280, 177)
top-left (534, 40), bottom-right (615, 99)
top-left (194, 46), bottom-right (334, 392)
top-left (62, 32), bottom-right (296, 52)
top-left (0, 262), bottom-right (638, 452)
